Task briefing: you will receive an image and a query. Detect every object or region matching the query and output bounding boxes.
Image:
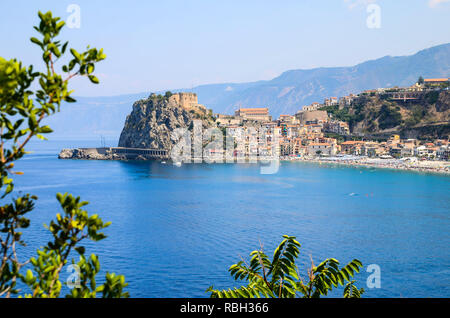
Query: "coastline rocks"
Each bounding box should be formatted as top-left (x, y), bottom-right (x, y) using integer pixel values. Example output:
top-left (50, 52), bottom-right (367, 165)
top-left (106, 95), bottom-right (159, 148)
top-left (58, 148), bottom-right (126, 160)
top-left (58, 148), bottom-right (105, 160)
top-left (58, 148), bottom-right (77, 159)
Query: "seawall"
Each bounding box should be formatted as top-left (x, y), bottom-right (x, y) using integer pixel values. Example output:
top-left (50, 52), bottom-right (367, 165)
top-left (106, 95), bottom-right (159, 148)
top-left (58, 147), bottom-right (169, 161)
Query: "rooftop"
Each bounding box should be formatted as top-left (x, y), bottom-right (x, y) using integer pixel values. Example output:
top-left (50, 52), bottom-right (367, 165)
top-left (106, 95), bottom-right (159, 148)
top-left (238, 108), bottom-right (268, 111)
top-left (424, 78), bottom-right (449, 82)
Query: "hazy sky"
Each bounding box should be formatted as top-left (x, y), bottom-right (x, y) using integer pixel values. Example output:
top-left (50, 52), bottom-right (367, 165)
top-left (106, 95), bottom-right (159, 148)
top-left (1, 0), bottom-right (449, 96)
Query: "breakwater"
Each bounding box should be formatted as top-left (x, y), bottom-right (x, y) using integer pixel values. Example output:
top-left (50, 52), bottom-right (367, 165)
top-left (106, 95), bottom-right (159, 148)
top-left (59, 147), bottom-right (169, 160)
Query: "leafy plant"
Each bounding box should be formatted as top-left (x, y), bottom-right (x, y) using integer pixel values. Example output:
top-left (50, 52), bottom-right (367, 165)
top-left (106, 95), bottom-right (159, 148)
top-left (343, 280), bottom-right (365, 298)
top-left (207, 235), bottom-right (364, 298)
top-left (0, 11), bottom-right (128, 298)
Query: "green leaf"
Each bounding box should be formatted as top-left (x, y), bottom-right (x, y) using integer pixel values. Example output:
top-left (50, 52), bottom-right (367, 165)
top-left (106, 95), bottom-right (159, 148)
top-left (70, 48), bottom-right (81, 61)
top-left (30, 37), bottom-right (42, 46)
top-left (39, 125), bottom-right (53, 133)
top-left (75, 246), bottom-right (85, 255)
top-left (25, 269), bottom-right (34, 282)
top-left (88, 75), bottom-right (99, 84)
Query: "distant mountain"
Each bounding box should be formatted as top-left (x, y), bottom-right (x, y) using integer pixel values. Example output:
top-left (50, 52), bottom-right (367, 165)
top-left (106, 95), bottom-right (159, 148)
top-left (193, 43), bottom-right (450, 116)
top-left (43, 93), bottom-right (149, 141)
top-left (45, 43), bottom-right (450, 140)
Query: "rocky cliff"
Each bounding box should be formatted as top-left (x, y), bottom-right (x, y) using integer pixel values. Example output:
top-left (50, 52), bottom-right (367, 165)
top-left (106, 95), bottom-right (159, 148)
top-left (322, 90), bottom-right (450, 139)
top-left (118, 93), bottom-right (215, 150)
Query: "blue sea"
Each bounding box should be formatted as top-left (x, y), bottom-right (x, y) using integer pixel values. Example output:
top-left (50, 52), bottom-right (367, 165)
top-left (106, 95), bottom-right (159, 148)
top-left (9, 139), bottom-right (450, 298)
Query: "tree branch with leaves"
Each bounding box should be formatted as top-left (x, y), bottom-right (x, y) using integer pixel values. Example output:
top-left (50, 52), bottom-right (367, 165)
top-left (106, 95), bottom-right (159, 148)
top-left (207, 235), bottom-right (364, 298)
top-left (0, 10), bottom-right (128, 298)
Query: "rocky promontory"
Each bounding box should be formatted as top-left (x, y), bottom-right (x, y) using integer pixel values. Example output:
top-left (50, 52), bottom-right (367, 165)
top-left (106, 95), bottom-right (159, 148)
top-left (118, 92), bottom-right (215, 150)
top-left (59, 92), bottom-right (216, 160)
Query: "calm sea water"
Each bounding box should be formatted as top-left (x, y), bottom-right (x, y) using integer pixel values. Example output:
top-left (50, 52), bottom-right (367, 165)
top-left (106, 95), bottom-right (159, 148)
top-left (9, 139), bottom-right (450, 298)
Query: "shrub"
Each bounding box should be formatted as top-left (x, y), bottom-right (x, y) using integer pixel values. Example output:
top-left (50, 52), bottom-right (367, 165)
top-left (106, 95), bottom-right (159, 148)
top-left (0, 11), bottom-right (128, 298)
top-left (207, 235), bottom-right (364, 298)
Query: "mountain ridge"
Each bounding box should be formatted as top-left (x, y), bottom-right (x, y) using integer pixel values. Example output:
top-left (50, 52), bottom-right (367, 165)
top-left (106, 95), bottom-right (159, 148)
top-left (45, 43), bottom-right (450, 139)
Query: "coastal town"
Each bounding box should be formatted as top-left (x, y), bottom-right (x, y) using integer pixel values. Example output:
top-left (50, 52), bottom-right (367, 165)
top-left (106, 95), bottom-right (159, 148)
top-left (60, 77), bottom-right (450, 174)
top-left (209, 77), bottom-right (450, 174)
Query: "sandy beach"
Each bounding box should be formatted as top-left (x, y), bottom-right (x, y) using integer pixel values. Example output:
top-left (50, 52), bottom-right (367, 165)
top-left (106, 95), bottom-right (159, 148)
top-left (282, 156), bottom-right (450, 175)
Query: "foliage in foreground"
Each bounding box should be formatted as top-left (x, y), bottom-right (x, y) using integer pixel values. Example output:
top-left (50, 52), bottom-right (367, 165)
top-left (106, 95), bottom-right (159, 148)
top-left (207, 235), bottom-right (364, 298)
top-left (0, 11), bottom-right (128, 298)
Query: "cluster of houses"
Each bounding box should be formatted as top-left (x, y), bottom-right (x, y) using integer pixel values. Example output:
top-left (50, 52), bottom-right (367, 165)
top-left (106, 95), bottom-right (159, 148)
top-left (338, 136), bottom-right (450, 161)
top-left (301, 78), bottom-right (449, 110)
top-left (210, 78), bottom-right (449, 161)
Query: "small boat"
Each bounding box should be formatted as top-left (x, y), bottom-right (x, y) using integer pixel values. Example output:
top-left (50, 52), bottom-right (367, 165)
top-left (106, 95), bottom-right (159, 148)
top-left (161, 161), bottom-right (166, 164)
top-left (173, 161), bottom-right (182, 167)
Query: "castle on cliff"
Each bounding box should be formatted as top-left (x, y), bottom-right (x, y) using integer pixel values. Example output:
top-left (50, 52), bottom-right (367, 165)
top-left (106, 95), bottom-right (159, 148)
top-left (171, 92), bottom-right (206, 113)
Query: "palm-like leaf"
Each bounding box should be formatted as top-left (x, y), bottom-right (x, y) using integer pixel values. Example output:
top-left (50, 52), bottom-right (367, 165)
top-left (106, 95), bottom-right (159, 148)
top-left (343, 280), bottom-right (365, 298)
top-left (207, 235), bottom-right (364, 299)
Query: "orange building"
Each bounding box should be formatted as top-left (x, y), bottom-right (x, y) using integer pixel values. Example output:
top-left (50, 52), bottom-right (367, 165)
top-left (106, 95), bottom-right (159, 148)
top-left (235, 108), bottom-right (272, 121)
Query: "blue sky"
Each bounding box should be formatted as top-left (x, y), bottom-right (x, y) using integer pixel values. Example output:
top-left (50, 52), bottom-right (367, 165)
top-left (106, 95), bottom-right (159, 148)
top-left (1, 0), bottom-right (449, 96)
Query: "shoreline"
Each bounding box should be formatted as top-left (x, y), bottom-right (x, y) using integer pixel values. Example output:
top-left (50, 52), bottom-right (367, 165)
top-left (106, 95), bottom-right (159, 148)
top-left (58, 148), bottom-right (450, 175)
top-left (282, 157), bottom-right (450, 176)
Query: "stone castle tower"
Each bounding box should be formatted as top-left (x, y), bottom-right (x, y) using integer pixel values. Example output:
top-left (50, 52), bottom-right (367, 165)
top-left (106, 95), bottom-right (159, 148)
top-left (171, 92), bottom-right (197, 108)
top-left (170, 92), bottom-right (206, 112)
